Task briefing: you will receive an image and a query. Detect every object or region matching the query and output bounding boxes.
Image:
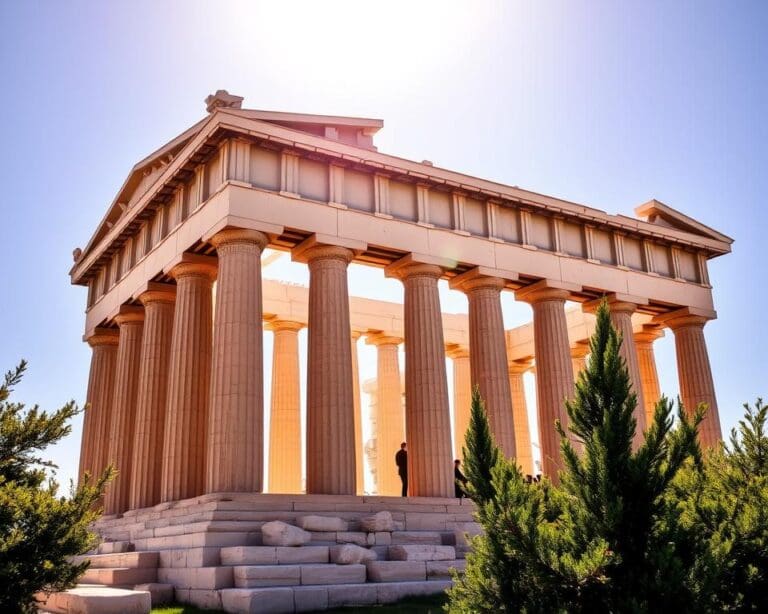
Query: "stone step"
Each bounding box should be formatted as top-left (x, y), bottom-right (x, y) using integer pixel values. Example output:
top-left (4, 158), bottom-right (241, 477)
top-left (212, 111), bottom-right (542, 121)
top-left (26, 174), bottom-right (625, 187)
top-left (158, 546), bottom-right (221, 568)
top-left (134, 582), bottom-right (174, 606)
top-left (365, 560), bottom-right (427, 582)
top-left (80, 567), bottom-right (158, 586)
top-left (388, 544), bottom-right (456, 561)
top-left (157, 566), bottom-right (234, 590)
top-left (390, 530), bottom-right (444, 545)
top-left (72, 551), bottom-right (159, 569)
top-left (220, 580), bottom-right (452, 613)
top-left (233, 564), bottom-right (366, 588)
top-left (132, 530), bottom-right (259, 550)
top-left (97, 540), bottom-right (133, 554)
top-left (40, 586), bottom-right (151, 613)
top-left (426, 559), bottom-right (467, 579)
top-left (221, 545), bottom-right (329, 566)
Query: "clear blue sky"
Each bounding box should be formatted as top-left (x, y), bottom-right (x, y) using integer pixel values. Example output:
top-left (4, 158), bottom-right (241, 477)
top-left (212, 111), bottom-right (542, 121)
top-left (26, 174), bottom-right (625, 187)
top-left (1, 1), bottom-right (766, 489)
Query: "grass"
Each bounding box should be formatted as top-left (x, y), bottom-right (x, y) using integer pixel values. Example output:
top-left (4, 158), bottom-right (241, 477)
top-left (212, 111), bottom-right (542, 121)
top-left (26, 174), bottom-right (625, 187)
top-left (151, 594), bottom-right (448, 614)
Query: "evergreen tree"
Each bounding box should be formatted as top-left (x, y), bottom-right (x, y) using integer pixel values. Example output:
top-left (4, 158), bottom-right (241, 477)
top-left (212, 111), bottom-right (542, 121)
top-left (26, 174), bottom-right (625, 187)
top-left (0, 361), bottom-right (113, 613)
top-left (462, 386), bottom-right (500, 504)
top-left (449, 299), bottom-right (704, 613)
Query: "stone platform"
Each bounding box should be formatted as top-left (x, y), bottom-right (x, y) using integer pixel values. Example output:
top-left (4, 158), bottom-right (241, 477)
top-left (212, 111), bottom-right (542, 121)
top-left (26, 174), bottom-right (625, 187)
top-left (40, 494), bottom-right (479, 613)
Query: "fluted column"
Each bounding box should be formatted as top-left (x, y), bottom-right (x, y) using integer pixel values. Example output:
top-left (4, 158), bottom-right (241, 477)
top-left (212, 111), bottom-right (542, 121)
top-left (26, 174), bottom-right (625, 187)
top-left (367, 333), bottom-right (404, 496)
top-left (301, 244), bottom-right (356, 495)
top-left (508, 360), bottom-right (534, 477)
top-left (570, 343), bottom-right (589, 382)
top-left (390, 261), bottom-right (453, 497)
top-left (266, 319), bottom-right (303, 494)
top-left (129, 284), bottom-right (176, 510)
top-left (104, 307), bottom-right (144, 515)
top-left (663, 311), bottom-right (722, 447)
top-left (206, 229), bottom-right (269, 494)
top-left (516, 282), bottom-right (575, 481)
top-left (452, 272), bottom-right (516, 458)
top-left (161, 256), bottom-right (216, 502)
top-left (634, 325), bottom-right (663, 427)
top-left (79, 328), bottom-right (119, 483)
top-left (446, 344), bottom-right (471, 460)
top-left (351, 331), bottom-right (364, 494)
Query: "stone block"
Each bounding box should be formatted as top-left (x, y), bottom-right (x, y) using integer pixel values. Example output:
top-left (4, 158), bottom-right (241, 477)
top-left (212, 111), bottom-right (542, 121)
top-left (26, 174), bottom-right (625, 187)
top-left (390, 531), bottom-right (443, 545)
top-left (427, 559), bottom-right (467, 579)
top-left (158, 547), bottom-right (220, 568)
top-left (262, 521), bottom-right (311, 546)
top-left (40, 587), bottom-right (151, 614)
top-left (221, 587), bottom-right (295, 614)
top-left (277, 546), bottom-right (329, 564)
top-left (365, 560), bottom-right (427, 582)
top-left (388, 545), bottom-right (456, 561)
top-left (326, 583), bottom-right (378, 608)
top-left (233, 565), bottom-right (300, 588)
top-left (157, 566), bottom-right (233, 589)
top-left (97, 541), bottom-right (133, 554)
top-left (308, 531), bottom-right (337, 543)
top-left (335, 531), bottom-right (367, 546)
top-left (134, 583), bottom-right (173, 606)
top-left (405, 512), bottom-right (448, 531)
top-left (293, 586), bottom-right (329, 612)
top-left (80, 567), bottom-right (157, 586)
top-left (329, 544), bottom-right (377, 565)
top-left (300, 563), bottom-right (366, 585)
top-left (177, 588), bottom-right (223, 610)
top-left (374, 531), bottom-right (392, 545)
top-left (376, 580), bottom-right (452, 604)
top-left (359, 510), bottom-right (395, 532)
top-left (453, 522), bottom-right (483, 547)
top-left (71, 551), bottom-right (158, 569)
top-left (221, 546), bottom-right (278, 565)
top-left (296, 515), bottom-right (348, 532)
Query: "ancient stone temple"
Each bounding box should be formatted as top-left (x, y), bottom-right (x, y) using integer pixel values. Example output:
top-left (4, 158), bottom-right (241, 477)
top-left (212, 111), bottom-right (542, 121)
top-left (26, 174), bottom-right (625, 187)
top-left (60, 90), bottom-right (732, 612)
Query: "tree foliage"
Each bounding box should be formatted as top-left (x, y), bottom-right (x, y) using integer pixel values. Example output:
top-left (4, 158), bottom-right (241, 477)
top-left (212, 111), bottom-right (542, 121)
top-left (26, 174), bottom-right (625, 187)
top-left (0, 361), bottom-right (113, 614)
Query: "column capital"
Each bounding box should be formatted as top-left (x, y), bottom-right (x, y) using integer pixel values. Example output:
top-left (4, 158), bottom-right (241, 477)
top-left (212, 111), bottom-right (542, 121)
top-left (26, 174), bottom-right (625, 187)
top-left (265, 319), bottom-right (305, 333)
top-left (114, 305), bottom-right (144, 327)
top-left (445, 343), bottom-right (469, 359)
top-left (366, 332), bottom-right (403, 347)
top-left (634, 324), bottom-right (665, 346)
top-left (210, 227), bottom-right (269, 250)
top-left (165, 253), bottom-right (218, 282)
top-left (515, 279), bottom-right (581, 305)
top-left (291, 234), bottom-right (363, 264)
top-left (654, 306), bottom-right (717, 331)
top-left (85, 327), bottom-right (119, 347)
top-left (384, 253), bottom-right (452, 280)
top-left (137, 282), bottom-right (176, 306)
top-left (582, 293), bottom-right (648, 315)
top-left (448, 266), bottom-right (517, 293)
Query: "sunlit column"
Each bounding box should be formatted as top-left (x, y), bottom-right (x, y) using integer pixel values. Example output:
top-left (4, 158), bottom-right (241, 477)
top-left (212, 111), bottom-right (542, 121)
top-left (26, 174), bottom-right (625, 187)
top-left (634, 324), bottom-right (664, 427)
top-left (446, 344), bottom-right (471, 460)
top-left (351, 331), bottom-right (364, 495)
top-left (508, 359), bottom-right (534, 476)
top-left (570, 343), bottom-right (589, 382)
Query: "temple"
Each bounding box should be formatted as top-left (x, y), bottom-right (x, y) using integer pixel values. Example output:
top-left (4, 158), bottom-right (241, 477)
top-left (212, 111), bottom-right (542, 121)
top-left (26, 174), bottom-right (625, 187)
top-left (64, 90), bottom-right (732, 611)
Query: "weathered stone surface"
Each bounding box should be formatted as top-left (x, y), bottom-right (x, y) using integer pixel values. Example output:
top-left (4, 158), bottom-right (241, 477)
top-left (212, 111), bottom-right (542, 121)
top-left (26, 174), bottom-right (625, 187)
top-left (277, 545), bottom-right (329, 564)
top-left (133, 583), bottom-right (173, 606)
top-left (71, 551), bottom-right (158, 569)
top-left (294, 585), bottom-right (329, 612)
top-left (97, 540), bottom-right (133, 554)
top-left (365, 560), bottom-right (427, 582)
top-left (158, 547), bottom-right (221, 568)
top-left (377, 580), bottom-right (452, 604)
top-left (329, 544), bottom-right (377, 565)
top-left (388, 544), bottom-right (456, 561)
top-left (327, 583), bottom-right (378, 607)
top-left (301, 563), bottom-right (366, 585)
top-left (220, 587), bottom-right (294, 614)
top-left (40, 587), bottom-right (151, 614)
top-left (157, 566), bottom-right (233, 590)
top-left (174, 588), bottom-right (222, 610)
top-left (359, 510), bottom-right (395, 532)
top-left (221, 546), bottom-right (277, 565)
top-left (453, 522), bottom-right (482, 547)
top-left (262, 521), bottom-right (311, 546)
top-left (390, 530), bottom-right (442, 545)
top-left (234, 565), bottom-right (301, 588)
top-left (336, 531), bottom-right (367, 546)
top-left (427, 559), bottom-right (467, 579)
top-left (297, 515), bottom-right (348, 532)
top-left (80, 567), bottom-right (157, 586)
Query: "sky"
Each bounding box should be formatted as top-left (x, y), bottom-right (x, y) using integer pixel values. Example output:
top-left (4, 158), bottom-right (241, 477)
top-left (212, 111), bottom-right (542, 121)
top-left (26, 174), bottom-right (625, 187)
top-left (0, 0), bottom-right (766, 490)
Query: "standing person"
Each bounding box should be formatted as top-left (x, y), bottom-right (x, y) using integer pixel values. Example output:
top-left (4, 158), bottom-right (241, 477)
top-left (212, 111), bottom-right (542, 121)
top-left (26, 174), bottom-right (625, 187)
top-left (395, 442), bottom-right (408, 497)
top-left (454, 459), bottom-right (468, 498)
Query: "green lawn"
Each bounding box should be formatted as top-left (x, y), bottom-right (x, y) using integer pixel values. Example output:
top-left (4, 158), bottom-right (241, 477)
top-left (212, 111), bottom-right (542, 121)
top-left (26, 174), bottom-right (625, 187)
top-left (151, 594), bottom-right (448, 614)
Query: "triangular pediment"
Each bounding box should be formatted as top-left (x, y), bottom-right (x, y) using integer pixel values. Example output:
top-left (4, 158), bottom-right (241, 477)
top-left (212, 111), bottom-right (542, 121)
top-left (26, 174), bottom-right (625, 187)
top-left (634, 199), bottom-right (732, 244)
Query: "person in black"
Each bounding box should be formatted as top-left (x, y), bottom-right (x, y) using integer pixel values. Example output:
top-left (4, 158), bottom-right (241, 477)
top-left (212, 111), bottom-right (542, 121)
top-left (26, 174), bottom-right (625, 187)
top-left (454, 459), bottom-right (468, 498)
top-left (395, 442), bottom-right (408, 497)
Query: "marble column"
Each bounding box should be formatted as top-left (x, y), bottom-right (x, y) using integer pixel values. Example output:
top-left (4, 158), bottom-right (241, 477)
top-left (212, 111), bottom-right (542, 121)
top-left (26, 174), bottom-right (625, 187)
top-left (391, 261), bottom-right (454, 498)
top-left (78, 328), bottom-right (119, 483)
top-left (206, 229), bottom-right (269, 494)
top-left (302, 244), bottom-right (356, 495)
top-left (663, 311), bottom-right (722, 447)
top-left (508, 360), bottom-right (535, 477)
top-left (129, 284), bottom-right (176, 510)
top-left (351, 331), bottom-right (364, 495)
top-left (104, 306), bottom-right (144, 515)
top-left (446, 344), bottom-right (471, 460)
top-left (266, 319), bottom-right (303, 494)
top-left (516, 282), bottom-right (575, 481)
top-left (634, 325), bottom-right (663, 428)
top-left (570, 343), bottom-right (589, 382)
top-left (452, 272), bottom-right (516, 458)
top-left (367, 333), bottom-right (404, 496)
top-left (160, 256), bottom-right (216, 503)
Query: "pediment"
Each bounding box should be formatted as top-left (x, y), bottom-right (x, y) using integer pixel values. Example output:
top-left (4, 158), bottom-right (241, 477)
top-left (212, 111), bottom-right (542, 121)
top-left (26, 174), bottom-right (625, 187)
top-left (634, 199), bottom-right (732, 244)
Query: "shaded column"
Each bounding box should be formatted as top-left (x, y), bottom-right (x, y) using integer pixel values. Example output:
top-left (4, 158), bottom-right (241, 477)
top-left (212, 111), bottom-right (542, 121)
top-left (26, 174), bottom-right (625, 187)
top-left (446, 344), bottom-right (471, 460)
top-left (299, 244), bottom-right (356, 495)
top-left (351, 331), bottom-right (364, 495)
top-left (366, 333), bottom-right (404, 496)
top-left (266, 319), bottom-right (303, 494)
top-left (129, 284), bottom-right (176, 510)
top-left (388, 261), bottom-right (453, 498)
top-left (516, 282), bottom-right (576, 481)
top-left (161, 256), bottom-right (216, 502)
top-left (104, 306), bottom-right (144, 515)
top-left (663, 311), bottom-right (722, 447)
top-left (634, 324), bottom-right (664, 427)
top-left (206, 229), bottom-right (269, 494)
top-left (78, 328), bottom-right (119, 483)
top-left (570, 343), bottom-right (589, 382)
top-left (451, 271), bottom-right (516, 458)
top-left (509, 360), bottom-right (535, 477)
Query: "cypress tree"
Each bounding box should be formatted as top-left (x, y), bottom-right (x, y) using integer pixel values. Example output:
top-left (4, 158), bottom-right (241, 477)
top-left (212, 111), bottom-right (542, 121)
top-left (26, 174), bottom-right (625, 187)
top-left (462, 385), bottom-right (500, 504)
